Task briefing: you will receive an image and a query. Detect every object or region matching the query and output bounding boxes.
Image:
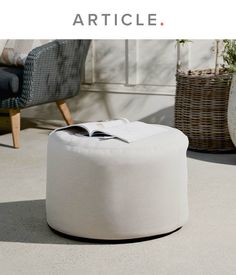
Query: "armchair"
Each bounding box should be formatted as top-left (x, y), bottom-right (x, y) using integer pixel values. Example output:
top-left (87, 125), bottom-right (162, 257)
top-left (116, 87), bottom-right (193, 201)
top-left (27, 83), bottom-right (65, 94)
top-left (0, 40), bottom-right (91, 148)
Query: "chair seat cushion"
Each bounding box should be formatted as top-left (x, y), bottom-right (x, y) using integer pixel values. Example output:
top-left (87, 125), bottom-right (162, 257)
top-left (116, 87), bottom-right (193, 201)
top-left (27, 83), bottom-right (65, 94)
top-left (0, 66), bottom-right (23, 100)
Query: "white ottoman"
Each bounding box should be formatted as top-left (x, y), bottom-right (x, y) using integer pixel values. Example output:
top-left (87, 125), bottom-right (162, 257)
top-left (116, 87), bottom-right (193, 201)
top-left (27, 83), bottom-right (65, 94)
top-left (46, 125), bottom-right (189, 240)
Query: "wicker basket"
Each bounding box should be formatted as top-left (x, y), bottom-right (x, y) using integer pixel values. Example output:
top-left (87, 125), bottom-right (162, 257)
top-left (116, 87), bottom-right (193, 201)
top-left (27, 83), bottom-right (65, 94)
top-left (175, 69), bottom-right (235, 151)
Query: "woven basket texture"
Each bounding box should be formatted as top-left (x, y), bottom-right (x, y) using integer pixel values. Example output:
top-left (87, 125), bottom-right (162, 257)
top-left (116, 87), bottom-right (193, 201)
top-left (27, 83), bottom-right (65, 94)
top-left (175, 70), bottom-right (235, 151)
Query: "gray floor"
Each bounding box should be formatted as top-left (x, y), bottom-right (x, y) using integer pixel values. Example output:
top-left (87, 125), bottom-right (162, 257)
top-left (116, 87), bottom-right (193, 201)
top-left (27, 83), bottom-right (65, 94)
top-left (0, 121), bottom-right (236, 275)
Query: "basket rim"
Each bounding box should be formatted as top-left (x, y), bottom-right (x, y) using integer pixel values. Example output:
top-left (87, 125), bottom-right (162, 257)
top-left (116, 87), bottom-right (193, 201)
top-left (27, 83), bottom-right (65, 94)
top-left (176, 69), bottom-right (233, 79)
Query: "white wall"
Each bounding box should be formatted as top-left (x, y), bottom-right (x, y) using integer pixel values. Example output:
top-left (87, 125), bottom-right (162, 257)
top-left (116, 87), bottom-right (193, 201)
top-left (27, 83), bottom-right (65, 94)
top-left (22, 40), bottom-right (218, 126)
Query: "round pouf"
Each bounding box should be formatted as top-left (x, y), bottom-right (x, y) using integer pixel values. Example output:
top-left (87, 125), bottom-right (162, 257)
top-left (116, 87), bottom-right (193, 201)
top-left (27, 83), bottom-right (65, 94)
top-left (46, 125), bottom-right (189, 240)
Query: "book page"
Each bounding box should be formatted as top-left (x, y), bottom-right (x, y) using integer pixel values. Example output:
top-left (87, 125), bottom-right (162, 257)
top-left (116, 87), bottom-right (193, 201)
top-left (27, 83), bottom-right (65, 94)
top-left (52, 118), bottom-right (129, 136)
top-left (81, 118), bottom-right (129, 136)
top-left (99, 121), bottom-right (168, 143)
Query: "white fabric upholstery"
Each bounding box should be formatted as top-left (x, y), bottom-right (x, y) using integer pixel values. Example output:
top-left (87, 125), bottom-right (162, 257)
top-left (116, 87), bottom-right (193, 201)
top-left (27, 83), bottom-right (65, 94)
top-left (0, 40), bottom-right (7, 56)
top-left (228, 74), bottom-right (236, 147)
top-left (0, 40), bottom-right (51, 66)
top-left (46, 125), bottom-right (189, 240)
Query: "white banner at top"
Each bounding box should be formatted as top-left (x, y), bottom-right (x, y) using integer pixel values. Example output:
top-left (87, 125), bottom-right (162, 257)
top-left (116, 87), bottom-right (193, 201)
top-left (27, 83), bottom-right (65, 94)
top-left (0, 0), bottom-right (234, 39)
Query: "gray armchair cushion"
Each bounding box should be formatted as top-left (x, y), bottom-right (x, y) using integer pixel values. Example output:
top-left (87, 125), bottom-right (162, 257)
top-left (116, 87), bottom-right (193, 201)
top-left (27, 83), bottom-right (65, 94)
top-left (0, 67), bottom-right (23, 99)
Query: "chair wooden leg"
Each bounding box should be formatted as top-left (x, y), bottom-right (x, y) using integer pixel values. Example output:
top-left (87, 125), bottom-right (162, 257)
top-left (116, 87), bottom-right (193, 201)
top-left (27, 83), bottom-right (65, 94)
top-left (9, 109), bottom-right (21, 149)
top-left (56, 100), bottom-right (74, 125)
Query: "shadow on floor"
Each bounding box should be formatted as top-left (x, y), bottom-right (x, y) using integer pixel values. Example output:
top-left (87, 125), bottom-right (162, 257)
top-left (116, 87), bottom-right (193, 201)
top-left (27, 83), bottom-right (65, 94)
top-left (0, 118), bottom-right (59, 136)
top-left (0, 143), bottom-right (15, 149)
top-left (0, 199), bottom-right (86, 245)
top-left (140, 106), bottom-right (174, 126)
top-left (187, 150), bottom-right (236, 165)
top-left (0, 199), bottom-right (180, 245)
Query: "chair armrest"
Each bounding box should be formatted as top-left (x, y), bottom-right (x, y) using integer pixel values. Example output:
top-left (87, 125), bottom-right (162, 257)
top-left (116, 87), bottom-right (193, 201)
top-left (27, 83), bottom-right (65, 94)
top-left (17, 40), bottom-right (90, 108)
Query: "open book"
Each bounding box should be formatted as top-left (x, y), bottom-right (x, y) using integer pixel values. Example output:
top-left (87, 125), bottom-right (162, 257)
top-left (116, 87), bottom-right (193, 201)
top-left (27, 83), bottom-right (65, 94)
top-left (55, 118), bottom-right (168, 143)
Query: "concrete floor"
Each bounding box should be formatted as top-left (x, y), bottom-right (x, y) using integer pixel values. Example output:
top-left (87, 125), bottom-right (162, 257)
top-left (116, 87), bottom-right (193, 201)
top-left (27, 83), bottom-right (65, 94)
top-left (0, 120), bottom-right (236, 275)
